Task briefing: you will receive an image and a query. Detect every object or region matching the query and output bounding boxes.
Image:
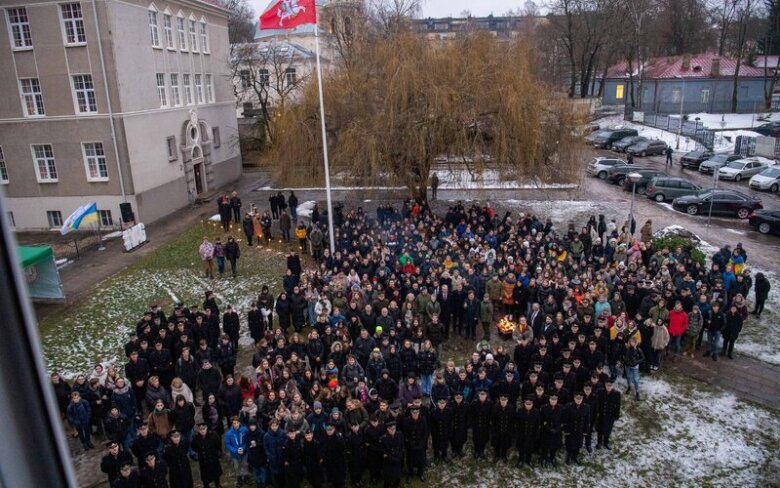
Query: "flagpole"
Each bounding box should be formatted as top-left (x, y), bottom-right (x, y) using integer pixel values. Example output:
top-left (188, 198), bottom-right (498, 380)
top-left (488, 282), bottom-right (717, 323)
top-left (313, 23), bottom-right (336, 254)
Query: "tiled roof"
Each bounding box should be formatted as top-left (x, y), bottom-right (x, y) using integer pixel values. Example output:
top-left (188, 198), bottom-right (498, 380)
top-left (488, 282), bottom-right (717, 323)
top-left (605, 53), bottom-right (767, 80)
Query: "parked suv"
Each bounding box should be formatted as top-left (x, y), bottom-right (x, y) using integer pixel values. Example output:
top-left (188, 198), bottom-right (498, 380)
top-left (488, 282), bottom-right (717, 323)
top-left (680, 150), bottom-right (715, 170)
top-left (621, 169), bottom-right (667, 195)
top-left (607, 165), bottom-right (651, 186)
top-left (645, 177), bottom-right (702, 202)
top-left (612, 136), bottom-right (646, 153)
top-left (627, 139), bottom-right (668, 157)
top-left (586, 157), bottom-right (629, 179)
top-left (591, 129), bottom-right (639, 149)
top-left (693, 154), bottom-right (741, 172)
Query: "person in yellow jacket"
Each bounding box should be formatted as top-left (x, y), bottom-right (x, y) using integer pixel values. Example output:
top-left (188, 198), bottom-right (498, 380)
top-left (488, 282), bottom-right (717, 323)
top-left (295, 223), bottom-right (308, 253)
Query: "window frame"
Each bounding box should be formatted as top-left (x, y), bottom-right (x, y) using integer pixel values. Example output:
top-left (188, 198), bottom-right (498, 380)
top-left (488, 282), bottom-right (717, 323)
top-left (671, 88), bottom-right (682, 104)
top-left (199, 18), bottom-right (208, 53)
top-left (72, 74), bottom-right (97, 114)
top-left (615, 84), bottom-right (624, 100)
top-left (189, 17), bottom-right (198, 52)
top-left (6, 7), bottom-right (33, 50)
top-left (183, 73), bottom-right (193, 105)
top-left (148, 8), bottom-right (161, 48)
top-left (47, 210), bottom-right (63, 228)
top-left (82, 141), bottom-right (109, 182)
top-left (176, 13), bottom-right (187, 51)
top-left (240, 69), bottom-right (251, 89)
top-left (170, 73), bottom-right (181, 106)
top-left (163, 12), bottom-right (175, 50)
top-left (700, 88), bottom-right (710, 104)
top-left (212, 127), bottom-right (220, 148)
top-left (31, 144), bottom-right (58, 183)
top-left (19, 78), bottom-right (45, 117)
top-left (166, 136), bottom-right (178, 161)
top-left (0, 146), bottom-right (8, 184)
top-left (156, 73), bottom-right (168, 108)
top-left (205, 74), bottom-right (213, 103)
top-left (194, 74), bottom-right (203, 104)
top-left (60, 3), bottom-right (86, 46)
top-left (99, 209), bottom-right (113, 227)
top-left (285, 67), bottom-right (297, 86)
top-left (259, 68), bottom-right (270, 87)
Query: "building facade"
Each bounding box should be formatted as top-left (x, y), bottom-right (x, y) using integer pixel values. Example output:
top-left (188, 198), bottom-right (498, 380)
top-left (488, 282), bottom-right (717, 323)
top-left (603, 54), bottom-right (772, 114)
top-left (0, 0), bottom-right (241, 230)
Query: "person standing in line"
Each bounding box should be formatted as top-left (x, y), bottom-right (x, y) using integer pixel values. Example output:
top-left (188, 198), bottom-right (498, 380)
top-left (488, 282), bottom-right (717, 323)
top-left (199, 238), bottom-right (215, 279)
top-left (430, 172), bottom-right (439, 200)
top-left (230, 191), bottom-right (242, 224)
top-left (242, 213), bottom-right (254, 247)
top-left (280, 211), bottom-right (292, 242)
top-left (67, 391), bottom-right (93, 451)
top-left (624, 337), bottom-right (644, 400)
top-left (288, 191), bottom-right (299, 221)
top-left (225, 237), bottom-right (240, 278)
top-left (218, 193), bottom-right (232, 231)
top-left (269, 194), bottom-right (279, 220)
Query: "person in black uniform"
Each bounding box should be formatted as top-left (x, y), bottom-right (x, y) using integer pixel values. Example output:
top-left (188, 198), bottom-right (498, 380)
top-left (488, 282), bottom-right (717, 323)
top-left (191, 423), bottom-right (223, 488)
top-left (323, 423), bottom-right (347, 488)
top-left (379, 422), bottom-right (404, 488)
top-left (429, 398), bottom-right (452, 463)
top-left (597, 379), bottom-right (621, 449)
top-left (540, 393), bottom-right (564, 466)
top-left (164, 431), bottom-right (194, 488)
top-left (101, 441), bottom-right (133, 487)
top-left (302, 429), bottom-right (325, 488)
top-left (364, 415), bottom-right (384, 481)
top-left (563, 392), bottom-right (590, 465)
top-left (282, 429), bottom-right (304, 488)
top-left (139, 452), bottom-right (169, 488)
top-left (469, 389), bottom-right (492, 459)
top-left (345, 422), bottom-right (367, 487)
top-left (515, 396), bottom-right (540, 466)
top-left (581, 383), bottom-right (599, 453)
top-left (113, 462), bottom-right (140, 488)
top-left (490, 394), bottom-right (515, 461)
top-left (131, 424), bottom-right (160, 468)
top-left (449, 392), bottom-right (469, 458)
top-left (401, 406), bottom-right (429, 481)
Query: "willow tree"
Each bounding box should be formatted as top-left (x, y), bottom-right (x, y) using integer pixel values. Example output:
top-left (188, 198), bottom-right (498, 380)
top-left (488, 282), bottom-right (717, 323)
top-left (270, 32), bottom-right (584, 200)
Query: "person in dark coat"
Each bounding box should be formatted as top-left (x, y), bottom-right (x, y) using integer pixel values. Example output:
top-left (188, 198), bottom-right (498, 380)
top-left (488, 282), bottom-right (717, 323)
top-left (191, 423), bottom-right (223, 488)
top-left (131, 423), bottom-right (160, 467)
top-left (139, 452), bottom-right (169, 488)
top-left (490, 394), bottom-right (515, 461)
top-left (400, 406), bottom-right (429, 480)
top-left (264, 419), bottom-right (287, 488)
top-left (515, 397), bottom-right (540, 466)
top-left (269, 194), bottom-right (280, 220)
top-left (429, 398), bottom-right (452, 462)
top-left (164, 431), bottom-right (194, 488)
top-left (218, 193), bottom-right (231, 231)
top-left (230, 191), bottom-right (242, 223)
top-left (449, 392), bottom-right (469, 457)
top-left (596, 379), bottom-right (620, 450)
top-left (101, 441), bottom-right (133, 486)
top-left (752, 272), bottom-right (770, 316)
top-left (242, 213), bottom-right (255, 247)
top-left (581, 383), bottom-right (599, 453)
top-left (722, 304), bottom-right (744, 360)
top-left (222, 306), bottom-right (240, 349)
top-left (246, 419), bottom-right (268, 487)
top-left (290, 287), bottom-right (307, 333)
top-left (540, 393), bottom-right (564, 466)
top-left (282, 429), bottom-right (304, 488)
top-left (462, 290), bottom-right (480, 340)
top-left (114, 462), bottom-right (140, 488)
top-left (562, 392), bottom-right (590, 465)
top-left (363, 416), bottom-right (384, 481)
top-left (125, 350), bottom-right (150, 411)
top-left (345, 422), bottom-right (367, 487)
top-left (469, 389), bottom-right (492, 459)
top-left (323, 423), bottom-right (347, 488)
top-left (105, 407), bottom-right (131, 448)
top-left (302, 429), bottom-right (325, 488)
top-left (379, 422), bottom-right (404, 488)
top-left (215, 336), bottom-right (237, 378)
top-left (276, 292), bottom-right (293, 332)
top-left (224, 238), bottom-right (241, 277)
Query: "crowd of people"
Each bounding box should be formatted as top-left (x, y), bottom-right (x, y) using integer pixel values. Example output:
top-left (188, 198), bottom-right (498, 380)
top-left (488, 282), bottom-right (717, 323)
top-left (50, 198), bottom-right (771, 488)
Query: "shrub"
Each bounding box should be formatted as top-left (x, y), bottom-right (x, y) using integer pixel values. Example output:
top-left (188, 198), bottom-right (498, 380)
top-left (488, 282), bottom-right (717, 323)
top-left (651, 235), bottom-right (706, 266)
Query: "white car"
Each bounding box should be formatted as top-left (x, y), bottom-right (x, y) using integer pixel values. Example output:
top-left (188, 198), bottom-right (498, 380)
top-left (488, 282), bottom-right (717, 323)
top-left (749, 166), bottom-right (780, 192)
top-left (586, 157), bottom-right (628, 179)
top-left (717, 157), bottom-right (774, 181)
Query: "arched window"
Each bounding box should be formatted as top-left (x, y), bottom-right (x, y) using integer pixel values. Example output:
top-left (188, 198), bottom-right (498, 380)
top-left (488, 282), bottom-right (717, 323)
top-left (192, 146), bottom-right (202, 160)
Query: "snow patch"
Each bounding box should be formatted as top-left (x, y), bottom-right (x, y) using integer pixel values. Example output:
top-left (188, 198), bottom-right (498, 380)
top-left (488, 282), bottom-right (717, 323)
top-left (209, 214), bottom-right (222, 222)
top-left (297, 201), bottom-right (316, 218)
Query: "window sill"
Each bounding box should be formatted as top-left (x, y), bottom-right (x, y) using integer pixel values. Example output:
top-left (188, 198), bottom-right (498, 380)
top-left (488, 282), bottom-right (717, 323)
top-left (12, 46), bottom-right (33, 52)
top-left (65, 42), bottom-right (87, 48)
top-left (24, 114), bottom-right (46, 119)
top-left (152, 45), bottom-right (163, 50)
top-left (87, 178), bottom-right (109, 183)
top-left (75, 111), bottom-right (99, 116)
top-left (37, 180), bottom-right (59, 184)
top-left (167, 47), bottom-right (176, 51)
top-left (1, 181), bottom-right (9, 185)
top-left (180, 49), bottom-right (188, 53)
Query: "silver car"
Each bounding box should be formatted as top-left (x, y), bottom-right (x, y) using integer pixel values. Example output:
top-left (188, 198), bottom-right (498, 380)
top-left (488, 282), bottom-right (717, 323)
top-left (749, 166), bottom-right (780, 192)
top-left (717, 157), bottom-right (774, 181)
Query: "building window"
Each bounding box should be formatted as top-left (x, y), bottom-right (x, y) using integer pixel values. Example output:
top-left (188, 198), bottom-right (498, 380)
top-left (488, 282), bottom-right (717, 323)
top-left (700, 88), bottom-right (710, 104)
top-left (285, 68), bottom-right (297, 86)
top-left (7, 7), bottom-right (33, 49)
top-left (99, 209), bottom-right (113, 226)
top-left (205, 74), bottom-right (213, 103)
top-left (243, 102), bottom-right (253, 113)
top-left (0, 146), bottom-right (8, 183)
top-left (176, 15), bottom-right (187, 50)
top-left (47, 210), bottom-right (63, 228)
top-left (183, 74), bottom-right (193, 105)
top-left (148, 9), bottom-right (160, 47)
top-left (615, 84), bottom-right (624, 100)
top-left (259, 69), bottom-right (270, 87)
top-left (72, 74), bottom-right (97, 113)
top-left (170, 73), bottom-right (181, 106)
top-left (189, 19), bottom-right (198, 52)
top-left (61, 3), bottom-right (86, 45)
top-left (166, 136), bottom-right (177, 161)
top-left (7, 212), bottom-right (15, 227)
top-left (82, 142), bottom-right (108, 181)
top-left (240, 70), bottom-right (251, 88)
top-left (20, 78), bottom-right (45, 116)
top-left (200, 21), bottom-right (208, 53)
top-left (194, 74), bottom-right (203, 103)
top-left (671, 88), bottom-right (682, 104)
top-left (212, 127), bottom-right (220, 148)
top-left (163, 13), bottom-right (174, 49)
top-left (156, 73), bottom-right (167, 107)
top-left (32, 144), bottom-right (57, 182)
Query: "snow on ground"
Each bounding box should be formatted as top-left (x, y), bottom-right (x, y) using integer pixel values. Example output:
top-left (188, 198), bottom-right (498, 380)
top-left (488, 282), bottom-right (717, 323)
top-left (297, 201), bottom-right (316, 218)
top-left (208, 213), bottom-right (221, 221)
top-left (688, 112), bottom-right (780, 130)
top-left (502, 199), bottom-right (627, 226)
top-left (101, 230), bottom-right (123, 241)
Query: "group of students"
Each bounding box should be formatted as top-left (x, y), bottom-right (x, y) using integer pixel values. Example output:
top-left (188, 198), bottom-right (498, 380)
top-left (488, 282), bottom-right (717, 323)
top-left (52, 198), bottom-right (770, 488)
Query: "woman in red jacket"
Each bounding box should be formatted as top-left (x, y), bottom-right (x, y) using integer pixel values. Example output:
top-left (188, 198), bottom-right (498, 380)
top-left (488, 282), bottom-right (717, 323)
top-left (667, 301), bottom-right (689, 360)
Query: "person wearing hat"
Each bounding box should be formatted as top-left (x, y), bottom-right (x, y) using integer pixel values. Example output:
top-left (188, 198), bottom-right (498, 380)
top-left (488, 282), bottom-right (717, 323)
top-left (164, 430), bottom-right (194, 488)
top-left (131, 423), bottom-right (160, 468)
top-left (100, 441), bottom-right (133, 486)
top-left (515, 396), bottom-right (541, 466)
top-left (192, 422), bottom-right (223, 488)
top-left (596, 379), bottom-right (621, 450)
top-left (323, 422), bottom-right (347, 488)
top-left (490, 394), bottom-right (515, 461)
top-left (302, 428), bottom-right (325, 488)
top-left (540, 393), bottom-right (563, 467)
top-left (139, 451), bottom-right (169, 488)
top-left (379, 421), bottom-right (404, 488)
top-left (363, 415), bottom-right (385, 482)
top-left (562, 392), bottom-right (590, 465)
top-left (469, 389), bottom-right (493, 459)
top-left (345, 422), bottom-right (367, 487)
top-left (282, 429), bottom-right (305, 488)
top-left (113, 461), bottom-right (140, 488)
top-left (429, 398), bottom-right (452, 463)
top-left (400, 405), bottom-right (429, 481)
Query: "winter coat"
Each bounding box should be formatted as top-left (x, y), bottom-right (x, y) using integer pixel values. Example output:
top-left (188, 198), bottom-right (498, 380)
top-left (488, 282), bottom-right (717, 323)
top-left (469, 399), bottom-right (493, 445)
top-left (479, 300), bottom-right (494, 324)
top-left (490, 403), bottom-right (515, 448)
top-left (164, 441), bottom-right (194, 488)
top-left (111, 384), bottom-right (137, 420)
top-left (66, 400), bottom-right (91, 427)
top-left (668, 310), bottom-right (689, 337)
top-left (562, 402), bottom-right (590, 450)
top-left (172, 402), bottom-right (196, 433)
top-left (192, 431), bottom-right (223, 484)
top-left (264, 428), bottom-right (287, 474)
top-left (217, 383), bottom-right (243, 418)
top-left (147, 409), bottom-right (173, 438)
top-left (224, 425), bottom-right (249, 460)
top-left (540, 404), bottom-right (564, 450)
top-left (515, 407), bottom-right (540, 452)
top-left (650, 324), bottom-right (670, 351)
top-left (429, 405), bottom-right (453, 451)
top-left (624, 347), bottom-right (645, 368)
top-left (139, 459), bottom-right (169, 488)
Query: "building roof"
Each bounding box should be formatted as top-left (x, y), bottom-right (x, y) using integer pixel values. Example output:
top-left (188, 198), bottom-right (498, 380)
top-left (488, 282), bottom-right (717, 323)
top-left (605, 53), bottom-right (767, 80)
top-left (195, 0), bottom-right (231, 13)
top-left (255, 0), bottom-right (328, 40)
top-left (232, 40), bottom-right (317, 61)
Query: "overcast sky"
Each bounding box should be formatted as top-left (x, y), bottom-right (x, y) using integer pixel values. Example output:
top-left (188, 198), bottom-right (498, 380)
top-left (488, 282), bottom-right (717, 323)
top-left (250, 1), bottom-right (525, 21)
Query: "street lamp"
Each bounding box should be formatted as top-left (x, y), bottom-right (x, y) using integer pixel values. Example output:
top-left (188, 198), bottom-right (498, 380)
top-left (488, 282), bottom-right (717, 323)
top-left (627, 172), bottom-right (642, 235)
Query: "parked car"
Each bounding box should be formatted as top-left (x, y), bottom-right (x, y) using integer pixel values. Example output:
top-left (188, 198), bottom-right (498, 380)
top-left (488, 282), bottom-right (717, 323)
top-left (753, 121), bottom-right (780, 137)
top-left (645, 177), bottom-right (702, 202)
top-left (672, 190), bottom-right (763, 219)
top-left (717, 157), bottom-right (774, 181)
top-left (680, 150), bottom-right (715, 170)
top-left (694, 154), bottom-right (741, 172)
top-left (606, 165), bottom-right (651, 185)
top-left (612, 136), bottom-right (647, 153)
top-left (590, 128), bottom-right (639, 149)
top-left (627, 139), bottom-right (668, 157)
top-left (748, 166), bottom-right (780, 192)
top-left (621, 170), bottom-right (667, 194)
top-left (586, 157), bottom-right (630, 179)
top-left (748, 209), bottom-right (780, 235)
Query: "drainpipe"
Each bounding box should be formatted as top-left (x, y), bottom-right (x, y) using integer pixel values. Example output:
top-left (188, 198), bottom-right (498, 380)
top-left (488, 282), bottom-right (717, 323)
top-left (91, 0), bottom-right (127, 203)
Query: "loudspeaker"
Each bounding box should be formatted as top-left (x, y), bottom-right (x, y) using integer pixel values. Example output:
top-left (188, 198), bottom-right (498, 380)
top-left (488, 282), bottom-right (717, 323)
top-left (120, 202), bottom-right (135, 223)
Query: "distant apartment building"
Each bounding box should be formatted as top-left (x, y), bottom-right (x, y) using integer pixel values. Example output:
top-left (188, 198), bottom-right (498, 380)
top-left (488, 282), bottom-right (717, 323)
top-left (412, 15), bottom-right (547, 41)
top-left (0, 0), bottom-right (241, 230)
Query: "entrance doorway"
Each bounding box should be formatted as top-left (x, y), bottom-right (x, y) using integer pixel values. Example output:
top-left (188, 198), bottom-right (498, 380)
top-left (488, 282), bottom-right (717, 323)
top-left (194, 163), bottom-right (204, 195)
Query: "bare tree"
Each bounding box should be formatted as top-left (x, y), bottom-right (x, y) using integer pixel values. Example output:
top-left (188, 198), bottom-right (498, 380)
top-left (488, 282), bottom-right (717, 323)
top-left (366, 0), bottom-right (421, 34)
top-left (219, 0), bottom-right (256, 43)
top-left (730, 0), bottom-right (760, 111)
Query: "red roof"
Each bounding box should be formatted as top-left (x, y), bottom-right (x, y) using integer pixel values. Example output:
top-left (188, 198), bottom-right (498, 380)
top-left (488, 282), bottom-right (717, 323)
top-left (605, 53), bottom-right (767, 80)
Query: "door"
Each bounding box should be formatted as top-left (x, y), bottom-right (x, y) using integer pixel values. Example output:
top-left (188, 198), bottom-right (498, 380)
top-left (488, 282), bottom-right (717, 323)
top-left (194, 163), bottom-right (204, 195)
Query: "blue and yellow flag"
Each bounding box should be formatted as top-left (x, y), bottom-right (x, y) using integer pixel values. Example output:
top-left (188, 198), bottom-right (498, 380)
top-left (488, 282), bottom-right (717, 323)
top-left (60, 203), bottom-right (99, 235)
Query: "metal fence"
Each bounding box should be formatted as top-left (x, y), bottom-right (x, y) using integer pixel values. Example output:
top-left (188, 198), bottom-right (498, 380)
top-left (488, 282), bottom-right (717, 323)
top-left (641, 113), bottom-right (715, 150)
top-left (734, 134), bottom-right (780, 160)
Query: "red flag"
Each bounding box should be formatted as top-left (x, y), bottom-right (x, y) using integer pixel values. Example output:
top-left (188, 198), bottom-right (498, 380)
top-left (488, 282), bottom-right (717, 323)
top-left (259, 0), bottom-right (317, 30)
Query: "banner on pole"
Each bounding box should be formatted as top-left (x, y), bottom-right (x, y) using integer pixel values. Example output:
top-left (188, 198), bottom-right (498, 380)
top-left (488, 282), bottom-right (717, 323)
top-left (259, 0), bottom-right (316, 30)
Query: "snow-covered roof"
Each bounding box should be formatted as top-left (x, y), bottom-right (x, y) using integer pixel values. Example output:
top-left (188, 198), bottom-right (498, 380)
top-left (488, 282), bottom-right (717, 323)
top-left (232, 40), bottom-right (318, 61)
top-left (606, 53), bottom-right (767, 80)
